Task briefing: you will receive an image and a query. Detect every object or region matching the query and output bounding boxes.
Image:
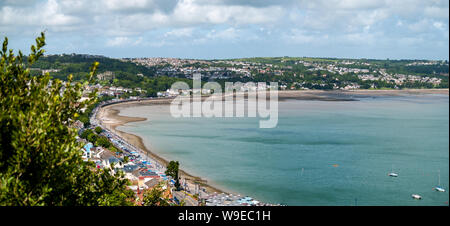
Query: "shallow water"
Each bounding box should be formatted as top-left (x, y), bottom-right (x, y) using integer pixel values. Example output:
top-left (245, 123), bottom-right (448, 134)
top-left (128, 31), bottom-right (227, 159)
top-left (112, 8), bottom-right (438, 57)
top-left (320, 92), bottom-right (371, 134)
top-left (117, 94), bottom-right (449, 206)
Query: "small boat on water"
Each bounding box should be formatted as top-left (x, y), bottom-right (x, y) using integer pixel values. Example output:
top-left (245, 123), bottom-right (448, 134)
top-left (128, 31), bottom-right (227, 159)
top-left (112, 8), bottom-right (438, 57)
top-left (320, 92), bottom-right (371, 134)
top-left (388, 172), bottom-right (398, 177)
top-left (434, 170), bottom-right (446, 192)
top-left (411, 194), bottom-right (422, 200)
top-left (388, 165), bottom-right (398, 177)
top-left (435, 187), bottom-right (446, 192)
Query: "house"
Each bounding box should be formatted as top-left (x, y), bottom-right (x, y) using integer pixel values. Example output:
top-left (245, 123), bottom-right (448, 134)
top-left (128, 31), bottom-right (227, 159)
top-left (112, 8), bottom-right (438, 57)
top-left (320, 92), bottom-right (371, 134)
top-left (73, 120), bottom-right (84, 130)
top-left (81, 142), bottom-right (94, 160)
top-left (97, 71), bottom-right (114, 80)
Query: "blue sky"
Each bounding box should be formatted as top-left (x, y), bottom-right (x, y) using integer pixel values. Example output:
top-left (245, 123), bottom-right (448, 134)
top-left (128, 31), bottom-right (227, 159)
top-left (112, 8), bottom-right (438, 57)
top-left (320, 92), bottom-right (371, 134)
top-left (1, 0), bottom-right (448, 60)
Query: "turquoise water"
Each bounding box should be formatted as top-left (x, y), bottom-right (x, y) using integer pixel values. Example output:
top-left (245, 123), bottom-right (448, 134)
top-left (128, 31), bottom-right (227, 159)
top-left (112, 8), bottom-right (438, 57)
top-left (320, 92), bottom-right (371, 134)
top-left (117, 94), bottom-right (449, 206)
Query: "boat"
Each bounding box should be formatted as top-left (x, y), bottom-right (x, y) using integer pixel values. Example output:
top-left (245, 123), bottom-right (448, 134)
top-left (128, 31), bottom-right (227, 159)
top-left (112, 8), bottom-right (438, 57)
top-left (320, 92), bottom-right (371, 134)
top-left (388, 172), bottom-right (398, 177)
top-left (434, 170), bottom-right (446, 192)
top-left (435, 187), bottom-right (446, 192)
top-left (411, 194), bottom-right (422, 200)
top-left (388, 165), bottom-right (398, 177)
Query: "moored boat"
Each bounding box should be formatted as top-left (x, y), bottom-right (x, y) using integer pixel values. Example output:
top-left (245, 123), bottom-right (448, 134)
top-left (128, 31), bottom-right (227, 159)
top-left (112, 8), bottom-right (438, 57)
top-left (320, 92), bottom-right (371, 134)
top-left (411, 194), bottom-right (422, 200)
top-left (388, 165), bottom-right (398, 177)
top-left (434, 170), bottom-right (446, 192)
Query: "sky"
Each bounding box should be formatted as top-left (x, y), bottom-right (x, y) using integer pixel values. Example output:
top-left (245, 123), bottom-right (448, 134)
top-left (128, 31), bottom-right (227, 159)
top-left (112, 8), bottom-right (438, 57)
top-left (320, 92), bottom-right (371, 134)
top-left (0, 0), bottom-right (449, 60)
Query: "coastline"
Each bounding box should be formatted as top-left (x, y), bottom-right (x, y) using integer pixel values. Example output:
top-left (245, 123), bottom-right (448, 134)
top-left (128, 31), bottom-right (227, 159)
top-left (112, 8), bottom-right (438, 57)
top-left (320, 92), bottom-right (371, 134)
top-left (96, 88), bottom-right (448, 198)
top-left (277, 88), bottom-right (449, 100)
top-left (96, 99), bottom-right (227, 194)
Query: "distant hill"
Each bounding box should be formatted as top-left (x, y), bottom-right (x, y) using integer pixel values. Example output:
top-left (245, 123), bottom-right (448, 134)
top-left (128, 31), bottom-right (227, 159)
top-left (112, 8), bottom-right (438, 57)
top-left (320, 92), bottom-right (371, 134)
top-left (29, 53), bottom-right (156, 81)
top-left (26, 54), bottom-right (448, 91)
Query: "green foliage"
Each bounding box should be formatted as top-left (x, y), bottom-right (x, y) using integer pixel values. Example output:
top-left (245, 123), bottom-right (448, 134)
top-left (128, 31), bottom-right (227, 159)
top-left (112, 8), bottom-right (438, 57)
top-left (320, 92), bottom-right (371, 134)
top-left (30, 54), bottom-right (155, 81)
top-left (109, 146), bottom-right (121, 154)
top-left (95, 126), bottom-right (103, 134)
top-left (165, 161), bottom-right (179, 179)
top-left (80, 129), bottom-right (93, 139)
top-left (31, 53), bottom-right (194, 95)
top-left (222, 57), bottom-right (448, 90)
top-left (78, 114), bottom-right (90, 127)
top-left (80, 128), bottom-right (100, 144)
top-left (28, 53), bottom-right (448, 92)
top-left (0, 33), bottom-right (134, 206)
top-left (165, 161), bottom-right (181, 190)
top-left (142, 182), bottom-right (170, 206)
top-left (86, 133), bottom-right (98, 143)
top-left (95, 136), bottom-right (111, 149)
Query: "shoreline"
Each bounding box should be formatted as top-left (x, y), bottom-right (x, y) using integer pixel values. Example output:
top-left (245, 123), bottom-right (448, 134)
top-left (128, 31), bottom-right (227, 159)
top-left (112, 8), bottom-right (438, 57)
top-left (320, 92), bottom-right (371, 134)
top-left (276, 88), bottom-right (448, 100)
top-left (96, 88), bottom-right (448, 199)
top-left (96, 99), bottom-right (227, 194)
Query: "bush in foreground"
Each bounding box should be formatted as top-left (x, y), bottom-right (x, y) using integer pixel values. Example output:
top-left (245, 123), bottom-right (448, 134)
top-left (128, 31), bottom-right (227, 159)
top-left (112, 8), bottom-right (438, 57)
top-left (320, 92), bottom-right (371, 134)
top-left (0, 33), bottom-right (134, 206)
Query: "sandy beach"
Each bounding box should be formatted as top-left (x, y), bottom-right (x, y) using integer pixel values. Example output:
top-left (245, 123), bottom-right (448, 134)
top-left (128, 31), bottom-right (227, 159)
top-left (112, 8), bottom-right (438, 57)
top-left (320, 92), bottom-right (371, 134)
top-left (96, 98), bottom-right (226, 194)
top-left (96, 88), bottom-right (448, 196)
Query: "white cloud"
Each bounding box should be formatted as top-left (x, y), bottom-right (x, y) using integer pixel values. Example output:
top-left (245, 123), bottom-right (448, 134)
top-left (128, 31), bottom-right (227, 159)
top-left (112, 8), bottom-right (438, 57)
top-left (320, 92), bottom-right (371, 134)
top-left (0, 0), bottom-right (448, 59)
top-left (433, 22), bottom-right (445, 31)
top-left (424, 6), bottom-right (449, 19)
top-left (170, 0), bottom-right (284, 26)
top-left (106, 36), bottom-right (130, 47)
top-left (1, 0), bottom-right (448, 37)
top-left (343, 32), bottom-right (379, 45)
top-left (106, 36), bottom-right (143, 47)
top-left (103, 0), bottom-right (153, 11)
top-left (283, 29), bottom-right (316, 44)
top-left (299, 0), bottom-right (386, 10)
top-left (408, 19), bottom-right (448, 33)
top-left (206, 27), bottom-right (239, 40)
top-left (0, 0), bottom-right (81, 30)
top-left (164, 28), bottom-right (194, 38)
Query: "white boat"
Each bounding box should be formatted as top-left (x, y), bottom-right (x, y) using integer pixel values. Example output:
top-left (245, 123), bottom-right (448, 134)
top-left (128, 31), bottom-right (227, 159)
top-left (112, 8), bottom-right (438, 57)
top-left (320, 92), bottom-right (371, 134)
top-left (434, 170), bottom-right (446, 192)
top-left (435, 187), bottom-right (446, 192)
top-left (388, 172), bottom-right (398, 177)
top-left (388, 165), bottom-right (398, 177)
top-left (411, 194), bottom-right (422, 200)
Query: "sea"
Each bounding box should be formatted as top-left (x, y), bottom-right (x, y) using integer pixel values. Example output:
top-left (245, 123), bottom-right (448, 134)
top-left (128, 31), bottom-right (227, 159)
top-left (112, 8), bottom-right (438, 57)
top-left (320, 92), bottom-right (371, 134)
top-left (116, 94), bottom-right (449, 206)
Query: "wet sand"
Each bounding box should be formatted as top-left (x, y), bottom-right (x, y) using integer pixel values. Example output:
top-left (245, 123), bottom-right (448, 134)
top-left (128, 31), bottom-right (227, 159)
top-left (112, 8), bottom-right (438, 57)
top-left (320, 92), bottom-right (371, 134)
top-left (277, 89), bottom-right (448, 101)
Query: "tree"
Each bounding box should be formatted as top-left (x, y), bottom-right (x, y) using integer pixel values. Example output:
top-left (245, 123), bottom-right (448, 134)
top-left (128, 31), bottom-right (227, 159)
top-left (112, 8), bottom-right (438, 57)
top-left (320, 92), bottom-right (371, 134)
top-left (0, 33), bottom-right (134, 205)
top-left (146, 88), bottom-right (157, 97)
top-left (142, 182), bottom-right (170, 206)
top-left (109, 146), bottom-right (121, 154)
top-left (87, 133), bottom-right (98, 144)
top-left (95, 136), bottom-right (111, 148)
top-left (165, 161), bottom-right (179, 179)
top-left (80, 129), bottom-right (93, 139)
top-left (165, 161), bottom-right (181, 191)
top-left (78, 114), bottom-right (90, 127)
top-left (95, 126), bottom-right (103, 134)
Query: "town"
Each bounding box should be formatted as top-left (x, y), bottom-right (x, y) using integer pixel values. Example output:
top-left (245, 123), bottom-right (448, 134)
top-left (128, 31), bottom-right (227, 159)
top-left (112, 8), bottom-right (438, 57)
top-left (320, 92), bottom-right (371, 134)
top-left (30, 54), bottom-right (448, 96)
top-left (121, 57), bottom-right (448, 90)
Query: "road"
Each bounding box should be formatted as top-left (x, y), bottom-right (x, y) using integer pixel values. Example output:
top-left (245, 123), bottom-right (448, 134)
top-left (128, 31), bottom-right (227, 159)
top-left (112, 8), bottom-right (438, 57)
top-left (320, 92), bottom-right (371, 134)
top-left (173, 190), bottom-right (198, 206)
